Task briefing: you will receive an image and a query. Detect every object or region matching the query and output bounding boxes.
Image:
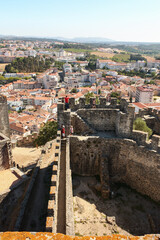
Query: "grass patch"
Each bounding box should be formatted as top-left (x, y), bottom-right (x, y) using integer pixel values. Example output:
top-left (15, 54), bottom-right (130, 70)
top-left (112, 53), bottom-right (130, 62)
top-left (64, 48), bottom-right (92, 53)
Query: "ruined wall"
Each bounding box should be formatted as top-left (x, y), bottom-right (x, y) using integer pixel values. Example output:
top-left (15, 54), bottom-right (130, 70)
top-left (70, 136), bottom-right (160, 202)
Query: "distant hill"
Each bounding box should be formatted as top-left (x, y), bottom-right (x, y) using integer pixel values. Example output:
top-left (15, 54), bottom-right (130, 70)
top-left (72, 37), bottom-right (115, 43)
top-left (56, 37), bottom-right (115, 43)
top-left (0, 35), bottom-right (115, 43)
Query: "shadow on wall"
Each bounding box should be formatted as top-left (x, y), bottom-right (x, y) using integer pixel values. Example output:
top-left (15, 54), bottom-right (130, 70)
top-left (0, 163), bottom-right (53, 232)
top-left (20, 165), bottom-right (53, 232)
top-left (0, 178), bottom-right (29, 231)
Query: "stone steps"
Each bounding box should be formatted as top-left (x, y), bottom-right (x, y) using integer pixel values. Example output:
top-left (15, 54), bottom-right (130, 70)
top-left (71, 112), bottom-right (95, 135)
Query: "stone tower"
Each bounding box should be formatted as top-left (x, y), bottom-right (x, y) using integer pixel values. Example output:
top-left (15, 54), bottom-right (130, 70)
top-left (0, 95), bottom-right (10, 138)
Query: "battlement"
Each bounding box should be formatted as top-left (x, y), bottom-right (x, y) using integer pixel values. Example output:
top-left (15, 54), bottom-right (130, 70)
top-left (58, 97), bottom-right (132, 112)
top-left (46, 131), bottom-right (61, 233)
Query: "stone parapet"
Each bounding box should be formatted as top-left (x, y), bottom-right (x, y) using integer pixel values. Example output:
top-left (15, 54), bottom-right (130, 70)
top-left (46, 131), bottom-right (61, 233)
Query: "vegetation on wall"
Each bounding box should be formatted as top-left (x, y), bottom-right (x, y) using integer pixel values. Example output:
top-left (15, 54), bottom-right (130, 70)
top-left (133, 117), bottom-right (152, 139)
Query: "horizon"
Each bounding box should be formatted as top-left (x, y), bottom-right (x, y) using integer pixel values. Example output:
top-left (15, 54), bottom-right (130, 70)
top-left (1, 34), bottom-right (160, 44)
top-left (0, 0), bottom-right (160, 43)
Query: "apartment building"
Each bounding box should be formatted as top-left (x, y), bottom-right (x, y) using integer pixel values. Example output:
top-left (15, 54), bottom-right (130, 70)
top-left (135, 86), bottom-right (153, 103)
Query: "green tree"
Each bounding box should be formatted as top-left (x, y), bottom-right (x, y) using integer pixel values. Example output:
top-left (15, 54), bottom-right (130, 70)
top-left (70, 88), bottom-right (77, 93)
top-left (35, 121), bottom-right (57, 146)
top-left (130, 96), bottom-right (132, 103)
top-left (85, 92), bottom-right (94, 104)
top-left (98, 89), bottom-right (101, 95)
top-left (5, 56), bottom-right (54, 73)
top-left (96, 96), bottom-right (100, 104)
top-left (133, 118), bottom-right (152, 139)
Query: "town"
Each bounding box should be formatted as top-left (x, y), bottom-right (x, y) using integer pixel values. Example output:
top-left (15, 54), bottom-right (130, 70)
top-left (1, 39), bottom-right (160, 145)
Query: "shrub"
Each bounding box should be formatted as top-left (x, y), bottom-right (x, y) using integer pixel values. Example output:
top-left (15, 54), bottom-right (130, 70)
top-left (133, 118), bottom-right (152, 139)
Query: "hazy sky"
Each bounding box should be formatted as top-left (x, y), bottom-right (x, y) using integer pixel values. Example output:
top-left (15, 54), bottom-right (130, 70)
top-left (0, 0), bottom-right (160, 42)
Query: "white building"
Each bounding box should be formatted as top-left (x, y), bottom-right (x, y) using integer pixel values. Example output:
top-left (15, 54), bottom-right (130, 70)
top-left (135, 87), bottom-right (153, 103)
top-left (147, 60), bottom-right (160, 68)
top-left (96, 59), bottom-right (127, 70)
top-left (43, 73), bottom-right (59, 89)
top-left (55, 49), bottom-right (66, 57)
top-left (63, 63), bottom-right (72, 74)
top-left (96, 59), bottom-right (114, 69)
top-left (136, 60), bottom-right (146, 68)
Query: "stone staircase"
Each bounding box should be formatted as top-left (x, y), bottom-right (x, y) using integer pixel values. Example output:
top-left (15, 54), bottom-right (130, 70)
top-left (71, 112), bottom-right (96, 135)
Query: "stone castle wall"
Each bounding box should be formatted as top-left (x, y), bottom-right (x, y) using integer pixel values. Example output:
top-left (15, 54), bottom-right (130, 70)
top-left (70, 136), bottom-right (160, 202)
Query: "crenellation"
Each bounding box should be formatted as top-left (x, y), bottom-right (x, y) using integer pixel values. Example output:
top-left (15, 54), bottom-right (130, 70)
top-left (69, 97), bottom-right (76, 110)
top-left (89, 97), bottom-right (96, 106)
top-left (79, 97), bottom-right (85, 108)
top-left (99, 97), bottom-right (107, 107)
top-left (110, 97), bottom-right (118, 108)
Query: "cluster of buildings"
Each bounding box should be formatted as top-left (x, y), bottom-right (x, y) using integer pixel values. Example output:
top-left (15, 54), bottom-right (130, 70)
top-left (1, 40), bottom-right (160, 141)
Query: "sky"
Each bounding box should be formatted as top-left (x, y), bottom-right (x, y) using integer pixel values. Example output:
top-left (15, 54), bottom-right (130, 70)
top-left (0, 0), bottom-right (160, 42)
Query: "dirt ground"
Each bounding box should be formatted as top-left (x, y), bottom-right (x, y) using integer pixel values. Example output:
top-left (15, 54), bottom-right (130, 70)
top-left (142, 55), bottom-right (155, 62)
top-left (0, 63), bottom-right (8, 72)
top-left (12, 147), bottom-right (41, 168)
top-left (0, 169), bottom-right (20, 193)
top-left (73, 175), bottom-right (160, 237)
